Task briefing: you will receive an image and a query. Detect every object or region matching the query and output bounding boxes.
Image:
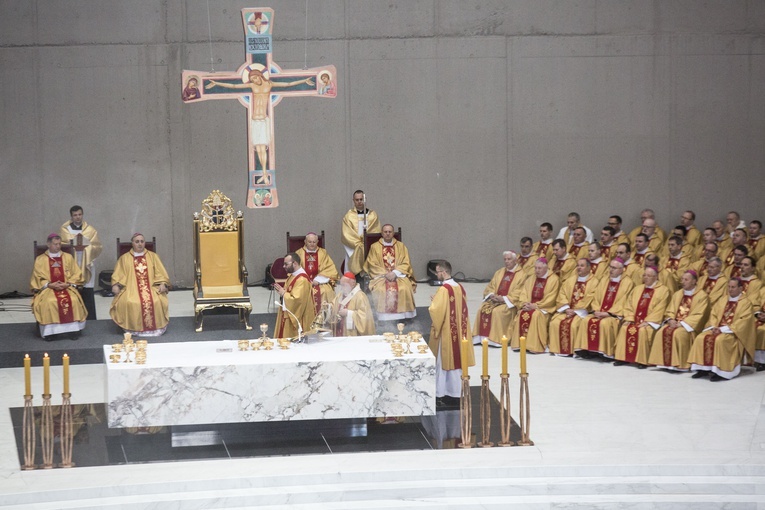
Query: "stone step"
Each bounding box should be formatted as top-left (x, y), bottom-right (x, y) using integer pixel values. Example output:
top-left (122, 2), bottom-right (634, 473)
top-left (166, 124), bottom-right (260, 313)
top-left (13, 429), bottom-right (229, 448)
top-left (4, 472), bottom-right (765, 509)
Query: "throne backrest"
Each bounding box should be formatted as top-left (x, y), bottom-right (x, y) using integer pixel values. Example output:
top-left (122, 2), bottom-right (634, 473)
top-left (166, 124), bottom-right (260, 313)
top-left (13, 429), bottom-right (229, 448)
top-left (194, 190), bottom-right (244, 290)
top-left (286, 230), bottom-right (325, 253)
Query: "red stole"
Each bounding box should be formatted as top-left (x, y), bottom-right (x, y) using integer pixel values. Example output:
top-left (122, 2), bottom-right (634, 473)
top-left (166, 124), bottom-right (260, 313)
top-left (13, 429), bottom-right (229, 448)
top-left (478, 270), bottom-right (516, 337)
top-left (590, 261), bottom-right (602, 276)
top-left (623, 287), bottom-right (655, 363)
top-left (518, 255), bottom-right (532, 269)
top-left (517, 277), bottom-right (547, 338)
top-left (558, 280), bottom-right (588, 355)
top-left (665, 257), bottom-right (680, 272)
top-left (703, 276), bottom-right (720, 294)
top-left (444, 284), bottom-right (469, 369)
top-left (748, 238), bottom-right (760, 254)
top-left (661, 294), bottom-right (694, 366)
top-left (729, 266), bottom-right (741, 279)
top-left (382, 244), bottom-right (399, 313)
top-left (634, 252), bottom-right (647, 265)
top-left (303, 251), bottom-right (322, 314)
top-left (587, 280), bottom-right (622, 351)
top-left (702, 300), bottom-right (738, 366)
top-left (552, 257), bottom-right (566, 276)
top-left (534, 242), bottom-right (549, 257)
top-left (48, 256), bottom-right (74, 323)
top-left (276, 273), bottom-right (309, 337)
top-left (601, 245), bottom-right (612, 259)
top-left (131, 255), bottom-right (157, 331)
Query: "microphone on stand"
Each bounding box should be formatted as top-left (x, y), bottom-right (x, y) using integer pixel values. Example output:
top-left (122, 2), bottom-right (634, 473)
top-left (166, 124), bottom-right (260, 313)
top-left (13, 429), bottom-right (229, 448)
top-left (274, 300), bottom-right (303, 342)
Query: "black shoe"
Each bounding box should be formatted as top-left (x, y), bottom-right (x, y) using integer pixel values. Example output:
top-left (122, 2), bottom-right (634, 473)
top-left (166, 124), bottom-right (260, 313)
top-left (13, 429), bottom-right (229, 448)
top-left (637, 364), bottom-right (647, 369)
top-left (576, 350), bottom-right (592, 359)
top-left (709, 374), bottom-right (725, 382)
top-left (691, 371), bottom-right (708, 379)
top-left (613, 360), bottom-right (628, 366)
top-left (756, 363), bottom-right (765, 372)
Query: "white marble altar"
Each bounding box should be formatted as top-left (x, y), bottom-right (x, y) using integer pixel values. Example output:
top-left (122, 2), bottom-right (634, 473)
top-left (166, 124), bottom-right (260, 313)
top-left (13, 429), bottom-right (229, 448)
top-left (104, 336), bottom-right (435, 428)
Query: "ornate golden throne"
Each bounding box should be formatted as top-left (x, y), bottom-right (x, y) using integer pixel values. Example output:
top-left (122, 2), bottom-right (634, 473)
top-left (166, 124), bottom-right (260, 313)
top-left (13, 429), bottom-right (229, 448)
top-left (193, 190), bottom-right (252, 332)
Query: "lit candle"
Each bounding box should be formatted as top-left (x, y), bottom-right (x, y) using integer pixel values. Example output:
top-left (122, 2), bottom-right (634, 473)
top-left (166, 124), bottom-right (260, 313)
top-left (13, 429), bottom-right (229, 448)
top-left (501, 335), bottom-right (508, 375)
top-left (482, 338), bottom-right (489, 377)
top-left (43, 353), bottom-right (50, 395)
top-left (520, 336), bottom-right (527, 374)
top-left (63, 354), bottom-right (70, 394)
top-left (24, 354), bottom-right (31, 397)
top-left (460, 337), bottom-right (469, 375)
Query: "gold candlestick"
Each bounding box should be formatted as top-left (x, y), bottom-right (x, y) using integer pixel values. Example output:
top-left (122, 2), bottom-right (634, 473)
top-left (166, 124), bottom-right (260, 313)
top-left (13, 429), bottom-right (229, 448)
top-left (59, 393), bottom-right (75, 467)
top-left (477, 375), bottom-right (493, 447)
top-left (498, 374), bottom-right (513, 446)
top-left (40, 393), bottom-right (54, 468)
top-left (22, 395), bottom-right (36, 470)
top-left (458, 373), bottom-right (473, 448)
top-left (518, 372), bottom-right (534, 446)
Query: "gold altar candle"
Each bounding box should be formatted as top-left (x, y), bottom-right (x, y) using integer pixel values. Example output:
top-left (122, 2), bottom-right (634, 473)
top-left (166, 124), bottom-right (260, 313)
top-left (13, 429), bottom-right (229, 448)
top-left (63, 354), bottom-right (70, 394)
top-left (482, 338), bottom-right (489, 377)
top-left (43, 353), bottom-right (50, 395)
top-left (24, 354), bottom-right (31, 397)
top-left (460, 337), bottom-right (469, 375)
top-left (501, 335), bottom-right (508, 375)
top-left (520, 336), bottom-right (527, 374)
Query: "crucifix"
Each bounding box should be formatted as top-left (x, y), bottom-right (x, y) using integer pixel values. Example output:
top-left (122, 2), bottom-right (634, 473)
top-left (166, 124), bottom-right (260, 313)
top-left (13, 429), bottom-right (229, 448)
top-left (182, 7), bottom-right (337, 209)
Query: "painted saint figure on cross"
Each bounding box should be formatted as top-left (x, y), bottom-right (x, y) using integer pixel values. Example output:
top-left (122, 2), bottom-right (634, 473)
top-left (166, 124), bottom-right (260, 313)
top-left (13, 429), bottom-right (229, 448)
top-left (182, 8), bottom-right (336, 209)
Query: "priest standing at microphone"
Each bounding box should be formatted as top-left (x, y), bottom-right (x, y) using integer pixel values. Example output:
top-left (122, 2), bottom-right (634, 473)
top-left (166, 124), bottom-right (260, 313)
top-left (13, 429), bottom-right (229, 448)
top-left (273, 252), bottom-right (316, 338)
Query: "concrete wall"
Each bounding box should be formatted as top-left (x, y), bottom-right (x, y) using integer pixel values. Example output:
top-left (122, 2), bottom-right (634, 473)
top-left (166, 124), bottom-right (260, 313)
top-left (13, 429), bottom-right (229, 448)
top-left (1, 0), bottom-right (763, 294)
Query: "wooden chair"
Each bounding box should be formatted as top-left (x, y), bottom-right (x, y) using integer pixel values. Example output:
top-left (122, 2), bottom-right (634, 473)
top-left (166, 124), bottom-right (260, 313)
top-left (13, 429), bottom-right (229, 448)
top-left (363, 227), bottom-right (402, 258)
top-left (192, 190), bottom-right (252, 332)
top-left (361, 227), bottom-right (402, 291)
top-left (286, 230), bottom-right (325, 253)
top-left (116, 237), bottom-right (156, 257)
top-left (33, 240), bottom-right (75, 258)
top-left (268, 257), bottom-right (289, 313)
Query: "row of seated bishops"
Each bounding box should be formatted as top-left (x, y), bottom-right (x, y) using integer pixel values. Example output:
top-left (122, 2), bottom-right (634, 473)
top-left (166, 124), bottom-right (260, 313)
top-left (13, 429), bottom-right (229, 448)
top-left (31, 230), bottom-right (169, 339)
top-left (29, 189), bottom-right (419, 340)
top-left (474, 208), bottom-right (765, 382)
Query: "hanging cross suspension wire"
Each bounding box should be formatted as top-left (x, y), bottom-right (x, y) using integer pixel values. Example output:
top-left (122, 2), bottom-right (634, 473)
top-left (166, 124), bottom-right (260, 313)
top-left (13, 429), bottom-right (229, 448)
top-left (206, 0), bottom-right (216, 73)
top-left (303, 0), bottom-right (309, 70)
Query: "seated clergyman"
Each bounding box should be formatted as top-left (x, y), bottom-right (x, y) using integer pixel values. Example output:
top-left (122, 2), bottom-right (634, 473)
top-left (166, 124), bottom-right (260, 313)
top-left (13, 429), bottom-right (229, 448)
top-left (364, 224), bottom-right (417, 321)
top-left (296, 232), bottom-right (339, 315)
top-left (31, 233), bottom-right (87, 338)
top-left (110, 233), bottom-right (170, 336)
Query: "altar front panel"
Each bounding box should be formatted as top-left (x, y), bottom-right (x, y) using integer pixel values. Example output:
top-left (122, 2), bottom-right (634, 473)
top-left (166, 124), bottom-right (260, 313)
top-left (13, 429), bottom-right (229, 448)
top-left (105, 337), bottom-right (436, 428)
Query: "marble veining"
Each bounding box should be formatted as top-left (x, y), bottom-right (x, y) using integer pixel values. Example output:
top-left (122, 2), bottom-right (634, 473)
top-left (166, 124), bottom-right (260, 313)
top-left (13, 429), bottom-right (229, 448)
top-left (106, 338), bottom-right (435, 427)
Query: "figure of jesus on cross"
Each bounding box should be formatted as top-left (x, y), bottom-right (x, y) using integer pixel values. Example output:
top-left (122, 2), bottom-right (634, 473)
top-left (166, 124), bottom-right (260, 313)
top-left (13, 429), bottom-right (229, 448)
top-left (182, 8), bottom-right (336, 209)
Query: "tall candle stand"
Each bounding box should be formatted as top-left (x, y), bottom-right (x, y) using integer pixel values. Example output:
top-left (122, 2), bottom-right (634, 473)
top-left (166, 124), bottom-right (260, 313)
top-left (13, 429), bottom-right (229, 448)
top-left (21, 395), bottom-right (36, 470)
top-left (458, 373), bottom-right (473, 448)
top-left (59, 393), bottom-right (74, 468)
top-left (498, 373), bottom-right (514, 446)
top-left (517, 372), bottom-right (534, 446)
top-left (40, 393), bottom-right (54, 468)
top-left (477, 375), bottom-right (493, 447)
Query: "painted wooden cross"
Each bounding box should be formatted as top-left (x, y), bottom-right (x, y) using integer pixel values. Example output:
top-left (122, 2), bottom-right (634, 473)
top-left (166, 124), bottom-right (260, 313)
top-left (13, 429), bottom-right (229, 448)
top-left (182, 7), bottom-right (336, 209)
